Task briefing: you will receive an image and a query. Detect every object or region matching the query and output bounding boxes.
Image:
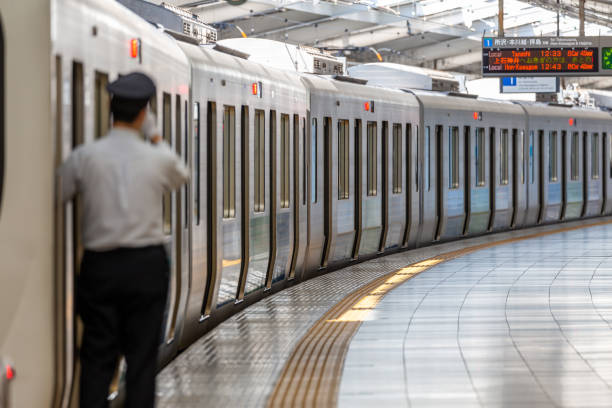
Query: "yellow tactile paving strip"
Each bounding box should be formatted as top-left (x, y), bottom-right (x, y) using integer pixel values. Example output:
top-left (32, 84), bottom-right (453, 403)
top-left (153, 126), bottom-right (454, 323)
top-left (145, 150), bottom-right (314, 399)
top-left (266, 219), bottom-right (612, 408)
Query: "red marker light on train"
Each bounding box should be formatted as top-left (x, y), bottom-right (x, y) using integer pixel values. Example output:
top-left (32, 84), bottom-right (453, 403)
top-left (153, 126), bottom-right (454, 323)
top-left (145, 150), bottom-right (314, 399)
top-left (130, 39), bottom-right (139, 59)
top-left (252, 83), bottom-right (258, 95)
top-left (364, 102), bottom-right (370, 111)
top-left (5, 364), bottom-right (14, 381)
top-left (569, 118), bottom-right (575, 126)
top-left (473, 111), bottom-right (478, 120)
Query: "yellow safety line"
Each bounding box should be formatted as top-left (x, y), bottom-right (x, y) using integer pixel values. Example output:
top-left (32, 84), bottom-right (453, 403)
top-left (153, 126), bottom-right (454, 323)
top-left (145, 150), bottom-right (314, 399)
top-left (266, 218), bottom-right (612, 408)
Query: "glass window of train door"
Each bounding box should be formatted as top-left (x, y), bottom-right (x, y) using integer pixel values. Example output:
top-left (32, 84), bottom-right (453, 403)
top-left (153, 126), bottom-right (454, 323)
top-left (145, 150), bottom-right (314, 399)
top-left (223, 106), bottom-right (236, 218)
top-left (0, 19), bottom-right (3, 211)
top-left (549, 131), bottom-right (558, 182)
top-left (311, 118), bottom-right (317, 203)
top-left (254, 110), bottom-right (265, 212)
top-left (519, 130), bottom-right (525, 184)
top-left (194, 102), bottom-right (201, 224)
top-left (72, 61), bottom-right (85, 272)
top-left (571, 132), bottom-right (579, 181)
top-left (592, 133), bottom-right (600, 179)
top-left (338, 120), bottom-right (349, 200)
top-left (475, 128), bottom-right (485, 186)
top-left (367, 121), bottom-right (377, 196)
top-left (529, 131), bottom-right (535, 184)
top-left (393, 124), bottom-right (402, 194)
top-left (280, 114), bottom-right (290, 208)
top-left (609, 133), bottom-right (612, 179)
top-left (184, 100), bottom-right (189, 228)
top-left (94, 72), bottom-right (110, 139)
top-left (302, 117), bottom-right (306, 205)
top-left (162, 93), bottom-right (172, 233)
top-left (425, 126), bottom-right (431, 191)
top-left (415, 125), bottom-right (419, 192)
top-left (449, 126), bottom-right (459, 189)
top-left (500, 129), bottom-right (509, 185)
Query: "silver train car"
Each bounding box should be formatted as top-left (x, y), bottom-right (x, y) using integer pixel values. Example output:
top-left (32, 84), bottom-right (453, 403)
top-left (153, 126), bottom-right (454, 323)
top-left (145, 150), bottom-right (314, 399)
top-left (2, 0), bottom-right (612, 406)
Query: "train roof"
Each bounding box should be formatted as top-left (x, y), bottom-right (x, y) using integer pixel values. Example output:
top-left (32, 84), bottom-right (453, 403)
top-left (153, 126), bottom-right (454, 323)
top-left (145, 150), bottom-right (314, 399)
top-left (176, 41), bottom-right (307, 94)
top-left (410, 90), bottom-right (524, 115)
top-left (515, 101), bottom-right (611, 120)
top-left (300, 73), bottom-right (419, 107)
top-left (94, 0), bottom-right (189, 68)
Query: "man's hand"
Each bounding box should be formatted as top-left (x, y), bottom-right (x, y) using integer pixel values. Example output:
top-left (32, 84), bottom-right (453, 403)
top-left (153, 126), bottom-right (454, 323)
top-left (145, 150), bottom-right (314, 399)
top-left (142, 109), bottom-right (162, 144)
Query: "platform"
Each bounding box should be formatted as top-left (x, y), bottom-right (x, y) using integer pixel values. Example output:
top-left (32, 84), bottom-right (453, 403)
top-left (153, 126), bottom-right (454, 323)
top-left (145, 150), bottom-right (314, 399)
top-left (157, 217), bottom-right (612, 408)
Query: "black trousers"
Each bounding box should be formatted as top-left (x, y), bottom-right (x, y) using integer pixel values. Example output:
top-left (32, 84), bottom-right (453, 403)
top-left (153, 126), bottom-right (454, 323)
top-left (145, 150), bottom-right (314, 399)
top-left (78, 245), bottom-right (169, 408)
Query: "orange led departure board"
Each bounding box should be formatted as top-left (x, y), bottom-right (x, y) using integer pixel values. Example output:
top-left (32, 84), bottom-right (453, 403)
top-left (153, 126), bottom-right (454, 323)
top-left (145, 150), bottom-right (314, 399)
top-left (483, 48), bottom-right (598, 75)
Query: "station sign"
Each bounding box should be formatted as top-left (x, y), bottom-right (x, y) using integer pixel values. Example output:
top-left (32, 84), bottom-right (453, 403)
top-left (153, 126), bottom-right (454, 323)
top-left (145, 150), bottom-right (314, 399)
top-left (500, 77), bottom-right (559, 93)
top-left (482, 36), bottom-right (612, 77)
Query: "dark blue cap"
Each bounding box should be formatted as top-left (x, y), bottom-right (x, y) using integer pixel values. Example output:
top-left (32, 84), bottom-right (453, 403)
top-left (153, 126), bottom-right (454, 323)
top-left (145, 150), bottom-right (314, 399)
top-left (107, 72), bottom-right (156, 100)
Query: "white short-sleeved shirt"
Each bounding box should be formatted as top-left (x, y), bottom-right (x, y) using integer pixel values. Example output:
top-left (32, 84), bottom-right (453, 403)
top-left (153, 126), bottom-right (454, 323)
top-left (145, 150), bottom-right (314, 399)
top-left (59, 127), bottom-right (189, 251)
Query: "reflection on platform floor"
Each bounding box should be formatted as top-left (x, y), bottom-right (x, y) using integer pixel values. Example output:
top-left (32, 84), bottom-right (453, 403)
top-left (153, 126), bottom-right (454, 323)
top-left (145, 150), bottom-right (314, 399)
top-left (339, 224), bottom-right (612, 408)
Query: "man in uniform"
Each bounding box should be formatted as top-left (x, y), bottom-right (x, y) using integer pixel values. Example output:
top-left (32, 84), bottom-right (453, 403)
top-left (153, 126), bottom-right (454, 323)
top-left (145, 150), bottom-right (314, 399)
top-left (59, 72), bottom-right (189, 408)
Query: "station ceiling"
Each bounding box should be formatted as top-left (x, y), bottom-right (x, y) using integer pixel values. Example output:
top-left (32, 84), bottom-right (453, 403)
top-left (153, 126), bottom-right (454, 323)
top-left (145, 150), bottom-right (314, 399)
top-left (158, 0), bottom-right (612, 88)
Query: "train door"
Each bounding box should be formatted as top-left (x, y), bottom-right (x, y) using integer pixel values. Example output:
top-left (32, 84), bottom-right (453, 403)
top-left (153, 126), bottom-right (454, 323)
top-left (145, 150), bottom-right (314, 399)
top-left (434, 125), bottom-right (445, 241)
top-left (288, 114), bottom-right (300, 278)
top-left (352, 119), bottom-right (363, 257)
top-left (379, 121), bottom-right (389, 250)
top-left (161, 94), bottom-right (183, 346)
top-left (321, 117), bottom-right (332, 266)
top-left (584, 131), bottom-right (603, 216)
top-left (511, 129), bottom-right (526, 228)
top-left (237, 105), bottom-right (250, 300)
top-left (604, 133), bottom-right (612, 214)
top-left (202, 101), bottom-right (217, 314)
top-left (463, 126), bottom-right (471, 234)
top-left (488, 127), bottom-right (496, 230)
top-left (602, 132), bottom-right (608, 214)
top-left (403, 123), bottom-right (419, 248)
top-left (303, 116), bottom-right (324, 274)
top-left (582, 131), bottom-right (589, 216)
top-left (561, 130), bottom-right (567, 220)
top-left (271, 113), bottom-right (292, 279)
top-left (54, 56), bottom-right (80, 408)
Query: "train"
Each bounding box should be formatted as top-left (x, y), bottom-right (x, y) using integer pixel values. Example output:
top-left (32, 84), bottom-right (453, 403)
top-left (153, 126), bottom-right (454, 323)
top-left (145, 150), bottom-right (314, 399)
top-left (2, 0), bottom-right (612, 406)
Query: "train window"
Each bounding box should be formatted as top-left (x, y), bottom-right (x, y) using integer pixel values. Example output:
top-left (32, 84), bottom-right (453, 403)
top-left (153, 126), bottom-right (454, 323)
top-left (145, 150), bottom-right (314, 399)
top-left (475, 128), bottom-right (485, 186)
top-left (223, 106), bottom-right (236, 218)
top-left (194, 102), bottom-right (201, 224)
top-left (367, 121), bottom-right (377, 196)
top-left (338, 120), bottom-right (350, 200)
top-left (392, 124), bottom-right (402, 194)
top-left (529, 131), bottom-right (535, 184)
top-left (549, 131), bottom-right (558, 182)
top-left (449, 126), bottom-right (459, 189)
top-left (280, 114), bottom-right (290, 208)
top-left (592, 133), bottom-right (600, 180)
top-left (162, 93), bottom-right (172, 233)
top-left (254, 110), bottom-right (265, 212)
top-left (425, 126), bottom-right (431, 191)
top-left (94, 72), bottom-right (110, 139)
top-left (571, 132), bottom-right (579, 181)
top-left (311, 118), bottom-right (317, 203)
top-left (500, 129), bottom-right (509, 185)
